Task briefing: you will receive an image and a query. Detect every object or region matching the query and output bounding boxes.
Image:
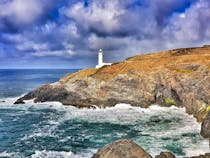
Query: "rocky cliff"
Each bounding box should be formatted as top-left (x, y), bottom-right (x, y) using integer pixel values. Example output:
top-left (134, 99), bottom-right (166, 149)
top-left (15, 46), bottom-right (210, 122)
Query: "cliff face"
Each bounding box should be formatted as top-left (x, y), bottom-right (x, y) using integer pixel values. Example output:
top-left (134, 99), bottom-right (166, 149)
top-left (15, 46), bottom-right (210, 122)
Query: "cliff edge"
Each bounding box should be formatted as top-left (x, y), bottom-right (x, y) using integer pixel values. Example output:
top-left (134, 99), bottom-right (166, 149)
top-left (15, 46), bottom-right (210, 122)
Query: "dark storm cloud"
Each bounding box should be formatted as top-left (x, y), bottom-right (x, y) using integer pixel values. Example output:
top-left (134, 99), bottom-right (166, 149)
top-left (0, 0), bottom-right (209, 68)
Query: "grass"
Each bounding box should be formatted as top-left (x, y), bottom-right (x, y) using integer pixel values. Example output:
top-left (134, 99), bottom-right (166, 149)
top-left (198, 104), bottom-right (210, 112)
top-left (176, 69), bottom-right (193, 74)
top-left (165, 98), bottom-right (176, 105)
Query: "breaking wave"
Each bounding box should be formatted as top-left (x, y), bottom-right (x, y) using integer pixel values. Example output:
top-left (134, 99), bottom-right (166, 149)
top-left (0, 98), bottom-right (209, 157)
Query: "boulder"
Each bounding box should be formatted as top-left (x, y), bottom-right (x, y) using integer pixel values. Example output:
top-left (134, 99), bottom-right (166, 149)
top-left (155, 152), bottom-right (176, 158)
top-left (91, 139), bottom-right (152, 158)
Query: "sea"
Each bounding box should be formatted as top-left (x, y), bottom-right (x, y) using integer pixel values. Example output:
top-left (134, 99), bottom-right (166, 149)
top-left (0, 69), bottom-right (209, 158)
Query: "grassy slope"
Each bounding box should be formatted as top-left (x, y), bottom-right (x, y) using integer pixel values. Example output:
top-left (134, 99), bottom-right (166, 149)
top-left (60, 46), bottom-right (210, 82)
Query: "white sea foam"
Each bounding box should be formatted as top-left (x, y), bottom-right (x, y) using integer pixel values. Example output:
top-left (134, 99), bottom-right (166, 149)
top-left (183, 140), bottom-right (210, 157)
top-left (21, 129), bottom-right (55, 141)
top-left (31, 150), bottom-right (95, 158)
top-left (0, 96), bottom-right (19, 105)
top-left (0, 151), bottom-right (13, 157)
top-left (60, 104), bottom-right (188, 125)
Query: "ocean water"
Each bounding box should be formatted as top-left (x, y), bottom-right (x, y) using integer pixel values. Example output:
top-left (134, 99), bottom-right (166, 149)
top-left (0, 69), bottom-right (209, 158)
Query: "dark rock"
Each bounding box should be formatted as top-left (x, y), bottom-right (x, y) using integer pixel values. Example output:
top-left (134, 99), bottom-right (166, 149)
top-left (14, 98), bottom-right (25, 104)
top-left (201, 112), bottom-right (210, 138)
top-left (155, 152), bottom-right (176, 158)
top-left (14, 84), bottom-right (69, 104)
top-left (186, 153), bottom-right (210, 158)
top-left (91, 139), bottom-right (152, 158)
top-left (0, 101), bottom-right (5, 103)
top-left (171, 47), bottom-right (198, 56)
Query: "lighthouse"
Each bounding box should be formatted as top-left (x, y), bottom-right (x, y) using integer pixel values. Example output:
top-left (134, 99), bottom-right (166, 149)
top-left (98, 49), bottom-right (103, 67)
top-left (96, 49), bottom-right (112, 68)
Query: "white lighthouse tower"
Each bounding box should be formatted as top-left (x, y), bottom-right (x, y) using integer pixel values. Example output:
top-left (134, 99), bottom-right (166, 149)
top-left (96, 49), bottom-right (112, 68)
top-left (98, 49), bottom-right (103, 67)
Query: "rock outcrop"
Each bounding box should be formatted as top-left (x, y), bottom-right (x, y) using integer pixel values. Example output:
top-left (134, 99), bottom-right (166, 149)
top-left (15, 46), bottom-right (210, 122)
top-left (187, 153), bottom-right (210, 158)
top-left (155, 152), bottom-right (176, 158)
top-left (91, 139), bottom-right (152, 158)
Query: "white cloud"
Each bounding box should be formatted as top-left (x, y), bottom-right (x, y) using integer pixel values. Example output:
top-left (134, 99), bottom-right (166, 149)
top-left (179, 13), bottom-right (186, 18)
top-left (0, 0), bottom-right (44, 25)
top-left (32, 49), bottom-right (75, 57)
top-left (60, 23), bottom-right (79, 38)
top-left (63, 0), bottom-right (125, 34)
top-left (38, 22), bottom-right (57, 34)
top-left (16, 41), bottom-right (49, 51)
top-left (163, 0), bottom-right (210, 43)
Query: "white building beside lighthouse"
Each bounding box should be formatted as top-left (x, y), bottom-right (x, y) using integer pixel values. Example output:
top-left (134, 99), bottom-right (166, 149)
top-left (96, 49), bottom-right (112, 68)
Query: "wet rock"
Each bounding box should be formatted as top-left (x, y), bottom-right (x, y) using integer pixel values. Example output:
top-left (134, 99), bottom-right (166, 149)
top-left (186, 153), bottom-right (210, 158)
top-left (155, 152), bottom-right (176, 158)
top-left (14, 98), bottom-right (25, 104)
top-left (91, 139), bottom-right (152, 158)
top-left (201, 112), bottom-right (210, 138)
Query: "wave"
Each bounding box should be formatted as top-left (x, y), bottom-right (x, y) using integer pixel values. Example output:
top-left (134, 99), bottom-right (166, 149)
top-left (31, 150), bottom-right (95, 158)
top-left (0, 150), bottom-right (95, 158)
top-left (183, 140), bottom-right (210, 157)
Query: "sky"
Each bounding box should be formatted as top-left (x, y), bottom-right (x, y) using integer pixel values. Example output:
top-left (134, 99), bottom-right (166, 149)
top-left (0, 0), bottom-right (210, 69)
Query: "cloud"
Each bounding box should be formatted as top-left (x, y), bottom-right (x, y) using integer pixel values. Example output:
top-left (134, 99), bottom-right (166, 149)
top-left (62, 0), bottom-right (201, 53)
top-left (163, 0), bottom-right (210, 43)
top-left (88, 34), bottom-right (128, 50)
top-left (0, 0), bottom-right (60, 32)
top-left (0, 0), bottom-right (43, 27)
top-left (63, 0), bottom-right (125, 35)
top-left (16, 41), bottom-right (49, 52)
top-left (32, 49), bottom-right (75, 57)
top-left (0, 0), bottom-right (210, 68)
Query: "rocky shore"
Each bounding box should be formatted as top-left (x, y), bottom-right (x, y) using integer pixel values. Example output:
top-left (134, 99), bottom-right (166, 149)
top-left (91, 139), bottom-right (210, 158)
